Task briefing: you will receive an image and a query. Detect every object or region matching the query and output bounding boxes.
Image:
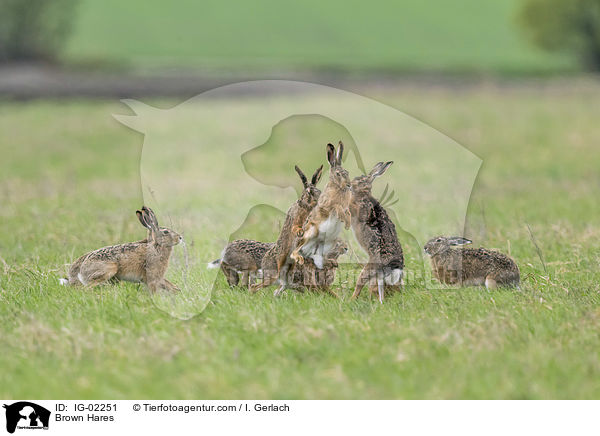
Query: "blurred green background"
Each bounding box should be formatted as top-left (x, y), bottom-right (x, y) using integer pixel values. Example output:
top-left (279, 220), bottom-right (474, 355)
top-left (3, 0), bottom-right (597, 75)
top-left (63, 0), bottom-right (571, 73)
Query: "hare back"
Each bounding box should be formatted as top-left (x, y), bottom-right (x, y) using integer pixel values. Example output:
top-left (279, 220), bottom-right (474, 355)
top-left (82, 241), bottom-right (148, 262)
top-left (461, 248), bottom-right (518, 273)
top-left (76, 242), bottom-right (149, 282)
top-left (72, 241), bottom-right (148, 270)
top-left (434, 247), bottom-right (519, 285)
top-left (352, 197), bottom-right (403, 263)
top-left (223, 239), bottom-right (273, 271)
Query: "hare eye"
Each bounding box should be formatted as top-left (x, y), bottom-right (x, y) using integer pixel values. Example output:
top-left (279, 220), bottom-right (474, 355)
top-left (436, 238), bottom-right (443, 242)
top-left (162, 230), bottom-right (168, 234)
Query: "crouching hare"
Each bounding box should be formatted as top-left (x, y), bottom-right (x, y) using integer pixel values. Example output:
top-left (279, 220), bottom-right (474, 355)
top-left (61, 206), bottom-right (183, 292)
top-left (350, 161), bottom-right (404, 303)
top-left (424, 236), bottom-right (520, 289)
top-left (260, 238), bottom-right (347, 296)
top-left (207, 239), bottom-right (274, 288)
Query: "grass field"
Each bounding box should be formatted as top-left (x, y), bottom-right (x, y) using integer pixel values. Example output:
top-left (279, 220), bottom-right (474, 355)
top-left (1, 80), bottom-right (600, 399)
top-left (64, 0), bottom-right (574, 74)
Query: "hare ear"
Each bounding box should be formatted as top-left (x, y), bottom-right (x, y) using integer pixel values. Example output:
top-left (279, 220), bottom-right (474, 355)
top-left (370, 161), bottom-right (393, 180)
top-left (449, 237), bottom-right (471, 246)
top-left (368, 162), bottom-right (384, 179)
top-left (326, 143), bottom-right (336, 167)
top-left (136, 210), bottom-right (150, 229)
top-left (142, 206), bottom-right (159, 231)
top-left (311, 165), bottom-right (323, 185)
top-left (336, 140), bottom-right (344, 165)
top-left (294, 165), bottom-right (308, 188)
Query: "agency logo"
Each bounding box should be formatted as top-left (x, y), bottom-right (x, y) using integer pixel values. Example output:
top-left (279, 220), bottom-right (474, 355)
top-left (3, 402), bottom-right (50, 434)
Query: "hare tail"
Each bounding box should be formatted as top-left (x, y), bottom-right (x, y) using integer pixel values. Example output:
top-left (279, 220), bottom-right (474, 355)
top-left (207, 259), bottom-right (221, 269)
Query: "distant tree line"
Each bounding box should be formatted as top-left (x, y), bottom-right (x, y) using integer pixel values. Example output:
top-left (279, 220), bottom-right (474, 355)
top-left (518, 0), bottom-right (600, 71)
top-left (0, 0), bottom-right (78, 62)
top-left (1, 0), bottom-right (599, 72)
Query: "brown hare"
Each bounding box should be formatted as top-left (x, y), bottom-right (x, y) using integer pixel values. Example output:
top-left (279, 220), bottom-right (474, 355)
top-left (350, 161), bottom-right (404, 303)
top-left (290, 141), bottom-right (352, 278)
top-left (296, 239), bottom-right (348, 293)
top-left (251, 164), bottom-right (323, 295)
top-left (424, 236), bottom-right (520, 289)
top-left (207, 239), bottom-right (274, 288)
top-left (60, 207), bottom-right (182, 292)
top-left (259, 238), bottom-right (347, 295)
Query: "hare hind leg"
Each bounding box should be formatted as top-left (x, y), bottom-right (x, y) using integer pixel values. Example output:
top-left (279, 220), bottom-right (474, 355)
top-left (321, 285), bottom-right (339, 298)
top-left (250, 265), bottom-right (279, 293)
top-left (79, 261), bottom-right (119, 287)
top-left (158, 278), bottom-right (180, 293)
top-left (351, 266), bottom-right (371, 300)
top-left (291, 224), bottom-right (318, 265)
top-left (220, 263), bottom-right (239, 287)
top-left (241, 271), bottom-right (251, 288)
top-left (376, 274), bottom-right (385, 304)
top-left (484, 276), bottom-right (498, 290)
top-left (274, 262), bottom-right (295, 297)
top-left (490, 268), bottom-right (520, 289)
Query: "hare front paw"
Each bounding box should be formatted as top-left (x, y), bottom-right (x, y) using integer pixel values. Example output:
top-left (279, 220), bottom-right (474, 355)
top-left (290, 251), bottom-right (305, 265)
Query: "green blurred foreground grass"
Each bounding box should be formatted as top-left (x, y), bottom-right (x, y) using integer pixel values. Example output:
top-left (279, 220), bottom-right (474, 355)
top-left (1, 80), bottom-right (600, 398)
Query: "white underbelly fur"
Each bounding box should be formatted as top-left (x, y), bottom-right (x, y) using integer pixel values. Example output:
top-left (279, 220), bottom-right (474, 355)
top-left (384, 269), bottom-right (403, 285)
top-left (300, 215), bottom-right (343, 269)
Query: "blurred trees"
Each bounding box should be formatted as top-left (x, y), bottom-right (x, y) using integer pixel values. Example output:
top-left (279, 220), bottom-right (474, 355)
top-left (0, 0), bottom-right (78, 62)
top-left (518, 0), bottom-right (600, 71)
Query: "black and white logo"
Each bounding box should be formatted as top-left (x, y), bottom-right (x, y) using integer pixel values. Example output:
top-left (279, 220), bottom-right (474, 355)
top-left (3, 402), bottom-right (50, 434)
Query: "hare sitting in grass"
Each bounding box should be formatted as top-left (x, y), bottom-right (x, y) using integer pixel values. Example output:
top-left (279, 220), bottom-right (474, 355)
top-left (60, 206), bottom-right (182, 292)
top-left (258, 238), bottom-right (347, 295)
top-left (290, 142), bottom-right (352, 274)
top-left (207, 239), bottom-right (274, 288)
top-left (251, 164), bottom-right (323, 295)
top-left (349, 161), bottom-right (404, 303)
top-left (424, 236), bottom-right (520, 289)
top-left (297, 239), bottom-right (348, 292)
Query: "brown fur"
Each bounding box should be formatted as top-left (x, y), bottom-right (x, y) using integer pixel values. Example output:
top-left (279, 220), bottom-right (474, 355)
top-left (424, 236), bottom-right (520, 289)
top-left (63, 207), bottom-right (182, 293)
top-left (290, 142), bottom-right (352, 270)
top-left (349, 161), bottom-right (404, 303)
top-left (213, 239), bottom-right (274, 288)
top-left (250, 165), bottom-right (323, 295)
top-left (259, 239), bottom-right (347, 296)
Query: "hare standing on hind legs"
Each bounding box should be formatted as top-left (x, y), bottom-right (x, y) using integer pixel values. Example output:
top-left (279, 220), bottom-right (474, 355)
top-left (250, 164), bottom-right (323, 295)
top-left (60, 206), bottom-right (183, 293)
top-left (290, 142), bottom-right (352, 286)
top-left (424, 236), bottom-right (520, 289)
top-left (349, 161), bottom-right (404, 303)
